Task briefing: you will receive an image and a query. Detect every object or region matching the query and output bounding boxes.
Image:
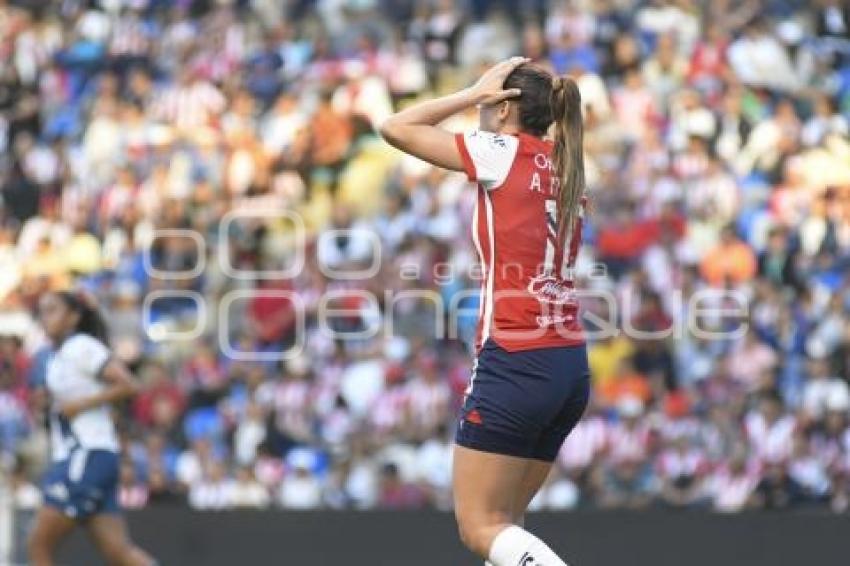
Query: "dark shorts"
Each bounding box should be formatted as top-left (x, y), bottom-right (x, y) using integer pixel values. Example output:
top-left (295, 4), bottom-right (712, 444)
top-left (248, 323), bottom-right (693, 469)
top-left (42, 449), bottom-right (120, 520)
top-left (455, 339), bottom-right (590, 462)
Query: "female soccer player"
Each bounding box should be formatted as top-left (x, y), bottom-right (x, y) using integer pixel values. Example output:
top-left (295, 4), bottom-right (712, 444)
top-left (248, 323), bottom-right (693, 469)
top-left (381, 57), bottom-right (589, 565)
top-left (28, 290), bottom-right (155, 566)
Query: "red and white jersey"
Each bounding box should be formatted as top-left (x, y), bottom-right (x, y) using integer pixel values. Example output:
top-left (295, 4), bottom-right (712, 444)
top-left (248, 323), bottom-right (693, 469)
top-left (656, 448), bottom-right (709, 480)
top-left (605, 421), bottom-right (652, 464)
top-left (455, 130), bottom-right (585, 353)
top-left (370, 385), bottom-right (410, 433)
top-left (744, 412), bottom-right (796, 464)
top-left (557, 416), bottom-right (607, 470)
top-left (406, 378), bottom-right (451, 431)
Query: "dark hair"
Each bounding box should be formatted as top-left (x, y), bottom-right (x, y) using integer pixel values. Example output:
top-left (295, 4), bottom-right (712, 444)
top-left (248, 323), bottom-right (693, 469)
top-left (54, 290), bottom-right (110, 345)
top-left (504, 64), bottom-right (585, 239)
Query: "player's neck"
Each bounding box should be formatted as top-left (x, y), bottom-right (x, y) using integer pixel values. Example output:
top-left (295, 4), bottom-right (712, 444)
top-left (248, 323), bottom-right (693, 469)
top-left (498, 125), bottom-right (522, 136)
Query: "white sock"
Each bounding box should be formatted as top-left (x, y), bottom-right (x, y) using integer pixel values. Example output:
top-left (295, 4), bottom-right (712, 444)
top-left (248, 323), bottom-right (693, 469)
top-left (485, 516), bottom-right (526, 565)
top-left (488, 525), bottom-right (568, 566)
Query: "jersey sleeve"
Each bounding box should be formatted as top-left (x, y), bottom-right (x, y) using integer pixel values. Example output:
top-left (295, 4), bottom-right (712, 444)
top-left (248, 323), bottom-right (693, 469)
top-left (64, 334), bottom-right (112, 379)
top-left (454, 130), bottom-right (519, 190)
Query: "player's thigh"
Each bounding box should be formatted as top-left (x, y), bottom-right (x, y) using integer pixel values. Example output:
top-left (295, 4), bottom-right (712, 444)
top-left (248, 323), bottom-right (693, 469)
top-left (513, 458), bottom-right (553, 518)
top-left (453, 445), bottom-right (531, 543)
top-left (516, 352), bottom-right (589, 516)
top-left (28, 506), bottom-right (76, 554)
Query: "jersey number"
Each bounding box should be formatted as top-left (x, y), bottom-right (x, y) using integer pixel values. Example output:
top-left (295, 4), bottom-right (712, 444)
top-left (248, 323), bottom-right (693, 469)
top-left (543, 200), bottom-right (558, 276)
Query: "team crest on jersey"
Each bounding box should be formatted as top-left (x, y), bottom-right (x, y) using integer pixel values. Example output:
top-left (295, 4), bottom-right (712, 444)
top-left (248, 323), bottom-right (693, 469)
top-left (527, 273), bottom-right (576, 305)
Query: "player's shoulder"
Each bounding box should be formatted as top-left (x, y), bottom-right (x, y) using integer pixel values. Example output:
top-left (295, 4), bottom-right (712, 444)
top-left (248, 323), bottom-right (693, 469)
top-left (465, 130), bottom-right (519, 152)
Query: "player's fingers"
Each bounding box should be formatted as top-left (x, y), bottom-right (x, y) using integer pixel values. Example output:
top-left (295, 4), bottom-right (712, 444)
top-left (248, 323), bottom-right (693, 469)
top-left (489, 56), bottom-right (528, 77)
top-left (503, 56), bottom-right (530, 72)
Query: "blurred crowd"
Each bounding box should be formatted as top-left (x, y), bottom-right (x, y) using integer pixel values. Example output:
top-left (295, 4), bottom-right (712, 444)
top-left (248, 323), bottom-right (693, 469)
top-left (2, 0), bottom-right (850, 513)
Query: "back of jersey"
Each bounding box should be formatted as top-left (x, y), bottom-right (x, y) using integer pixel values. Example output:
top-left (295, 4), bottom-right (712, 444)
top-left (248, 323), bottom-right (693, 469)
top-left (46, 333), bottom-right (120, 461)
top-left (455, 130), bottom-right (584, 354)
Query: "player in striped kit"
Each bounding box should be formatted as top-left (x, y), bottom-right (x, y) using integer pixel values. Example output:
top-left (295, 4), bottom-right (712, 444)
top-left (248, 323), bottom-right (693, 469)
top-left (28, 290), bottom-right (155, 566)
top-left (381, 57), bottom-right (590, 565)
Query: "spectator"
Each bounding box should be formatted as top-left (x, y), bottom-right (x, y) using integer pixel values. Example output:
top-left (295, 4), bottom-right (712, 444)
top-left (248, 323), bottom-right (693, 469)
top-left (752, 461), bottom-right (808, 509)
top-left (278, 449), bottom-right (323, 510)
top-left (377, 462), bottom-right (427, 510)
top-left (597, 357), bottom-right (652, 410)
top-left (726, 330), bottom-right (779, 393)
top-left (146, 463), bottom-right (184, 507)
top-left (612, 69), bottom-right (659, 142)
top-left (597, 457), bottom-right (657, 510)
top-left (656, 434), bottom-right (709, 508)
top-left (699, 225), bottom-right (758, 286)
top-left (189, 461), bottom-right (235, 511)
top-left (708, 451), bottom-right (759, 513)
top-left (133, 360), bottom-right (188, 433)
top-left (230, 466), bottom-right (271, 509)
top-left (119, 460), bottom-right (149, 510)
top-left (801, 357), bottom-right (850, 422)
top-left (745, 394), bottom-right (797, 464)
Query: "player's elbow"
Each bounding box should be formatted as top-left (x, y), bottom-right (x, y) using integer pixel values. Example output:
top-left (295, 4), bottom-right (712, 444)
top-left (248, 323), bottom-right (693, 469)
top-left (378, 117), bottom-right (405, 148)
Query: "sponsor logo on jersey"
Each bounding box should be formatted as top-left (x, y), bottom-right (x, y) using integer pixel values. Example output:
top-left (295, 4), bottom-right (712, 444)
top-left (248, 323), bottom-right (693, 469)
top-left (527, 274), bottom-right (576, 305)
top-left (536, 314), bottom-right (575, 327)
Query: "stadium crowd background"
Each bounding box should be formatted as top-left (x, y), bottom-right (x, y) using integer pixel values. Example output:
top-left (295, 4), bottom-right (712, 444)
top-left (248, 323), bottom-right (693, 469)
top-left (1, 0), bottom-right (850, 514)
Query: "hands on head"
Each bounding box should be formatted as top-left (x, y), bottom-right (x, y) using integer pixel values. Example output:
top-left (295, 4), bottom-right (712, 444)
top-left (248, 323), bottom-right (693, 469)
top-left (468, 57), bottom-right (531, 106)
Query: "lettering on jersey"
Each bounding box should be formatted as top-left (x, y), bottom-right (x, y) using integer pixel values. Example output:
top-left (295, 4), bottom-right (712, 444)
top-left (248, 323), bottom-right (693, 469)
top-left (527, 273), bottom-right (577, 305)
top-left (529, 153), bottom-right (560, 196)
top-left (533, 153), bottom-right (550, 170)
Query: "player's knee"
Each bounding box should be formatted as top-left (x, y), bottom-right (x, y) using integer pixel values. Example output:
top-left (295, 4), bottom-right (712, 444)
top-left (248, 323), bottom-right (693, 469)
top-left (455, 511), bottom-right (511, 557)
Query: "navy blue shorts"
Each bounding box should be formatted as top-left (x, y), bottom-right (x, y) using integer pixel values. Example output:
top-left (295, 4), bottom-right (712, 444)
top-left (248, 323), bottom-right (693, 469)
top-left (42, 449), bottom-right (120, 520)
top-left (455, 339), bottom-right (590, 462)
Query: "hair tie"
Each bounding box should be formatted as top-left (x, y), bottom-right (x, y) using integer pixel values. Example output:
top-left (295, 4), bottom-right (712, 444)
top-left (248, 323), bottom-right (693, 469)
top-left (552, 76), bottom-right (565, 93)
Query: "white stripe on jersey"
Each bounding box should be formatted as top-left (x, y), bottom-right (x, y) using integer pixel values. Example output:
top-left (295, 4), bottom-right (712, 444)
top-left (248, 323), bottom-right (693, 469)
top-left (464, 356), bottom-right (479, 397)
top-left (471, 196), bottom-right (485, 323)
top-left (69, 449), bottom-right (88, 482)
top-left (481, 189), bottom-right (496, 342)
top-left (560, 201), bottom-right (585, 280)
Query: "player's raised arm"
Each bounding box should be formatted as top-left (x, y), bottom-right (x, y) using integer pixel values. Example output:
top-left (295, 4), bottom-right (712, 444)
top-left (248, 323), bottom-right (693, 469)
top-left (379, 57), bottom-right (528, 170)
